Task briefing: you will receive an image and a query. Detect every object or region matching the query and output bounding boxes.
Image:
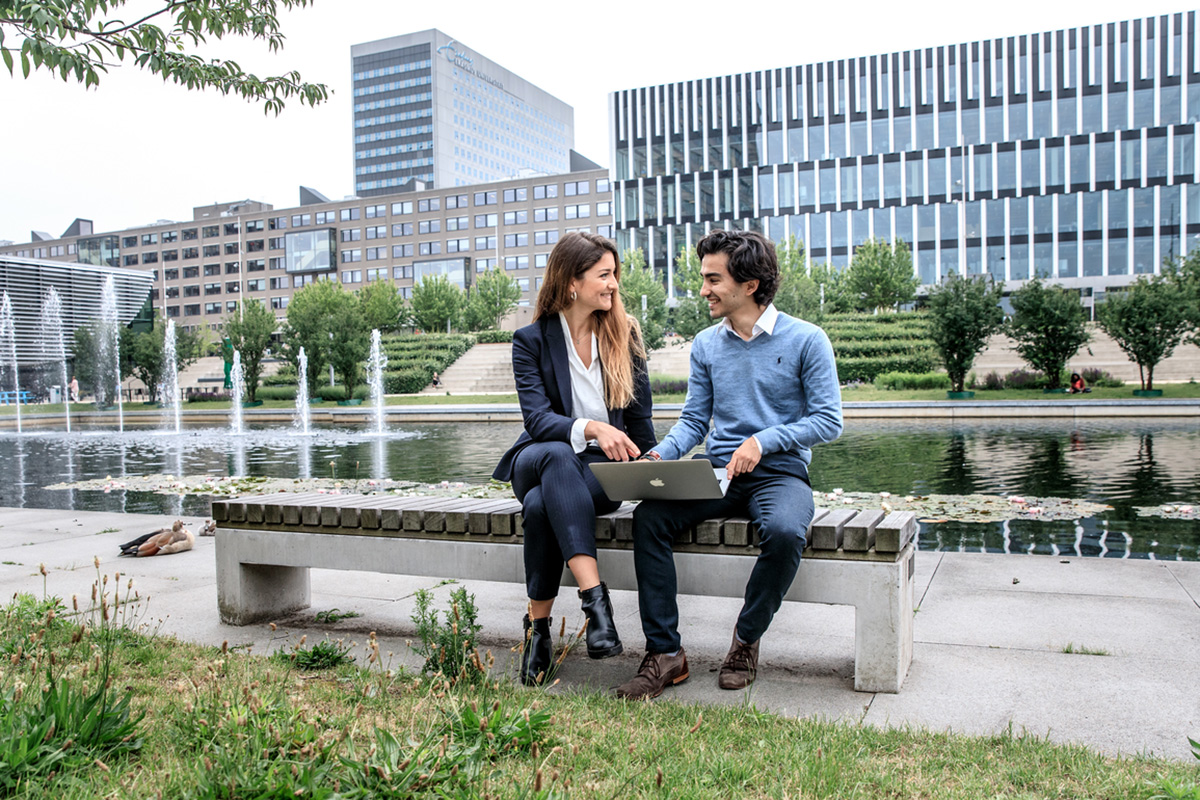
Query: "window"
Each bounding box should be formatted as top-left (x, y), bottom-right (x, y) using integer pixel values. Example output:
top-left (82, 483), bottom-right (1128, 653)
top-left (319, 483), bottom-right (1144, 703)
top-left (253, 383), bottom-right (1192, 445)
top-left (445, 194), bottom-right (469, 209)
top-left (366, 247), bottom-right (386, 260)
top-left (534, 207), bottom-right (559, 222)
top-left (504, 256), bottom-right (529, 270)
top-left (164, 268), bottom-right (179, 281)
top-left (165, 286), bottom-right (179, 299)
top-left (473, 191), bottom-right (498, 206)
top-left (418, 219), bottom-right (441, 234)
top-left (446, 216), bottom-right (469, 231)
top-left (183, 266), bottom-right (199, 279)
top-left (142, 233), bottom-right (158, 246)
top-left (291, 214), bottom-right (311, 227)
top-left (246, 259), bottom-right (265, 271)
top-left (366, 225), bottom-right (387, 239)
top-left (182, 247), bottom-right (199, 259)
top-left (597, 179), bottom-right (610, 193)
top-left (597, 202), bottom-right (611, 216)
top-left (162, 230), bottom-right (178, 243)
top-left (271, 296), bottom-right (289, 310)
top-left (184, 304), bottom-right (201, 316)
top-left (392, 222), bottom-right (414, 236)
top-left (182, 228), bottom-right (198, 240)
top-left (365, 204), bottom-right (387, 218)
top-left (246, 239), bottom-right (264, 252)
top-left (203, 225), bottom-right (219, 237)
top-left (269, 237), bottom-right (285, 250)
top-left (534, 230), bottom-right (559, 246)
top-left (226, 301), bottom-right (239, 313)
top-left (123, 254), bottom-right (139, 266)
top-left (475, 235), bottom-right (497, 250)
top-left (340, 270), bottom-right (362, 284)
top-left (316, 211), bottom-right (337, 225)
top-left (504, 233), bottom-right (529, 247)
top-left (161, 249), bottom-right (178, 262)
top-left (341, 249), bottom-right (362, 262)
top-left (204, 282), bottom-right (221, 295)
top-left (392, 200), bottom-right (413, 215)
top-left (268, 217), bottom-right (287, 230)
top-left (226, 281), bottom-right (241, 293)
top-left (244, 220), bottom-right (264, 232)
top-left (565, 204), bottom-right (591, 219)
top-left (474, 213), bottom-right (498, 228)
top-left (246, 279), bottom-right (265, 291)
top-left (533, 184), bottom-right (558, 199)
top-left (269, 257), bottom-right (285, 270)
top-left (205, 303), bottom-right (222, 315)
top-left (503, 187), bottom-right (528, 202)
top-left (340, 207), bottom-right (361, 221)
top-left (143, 251), bottom-right (159, 263)
top-left (535, 253), bottom-right (548, 268)
top-left (447, 238), bottom-right (470, 252)
top-left (269, 276), bottom-right (289, 290)
top-left (503, 211), bottom-right (528, 225)
top-left (166, 305), bottom-right (180, 317)
top-left (203, 244), bottom-right (220, 257)
top-left (225, 262), bottom-right (240, 274)
top-left (418, 197), bottom-right (441, 212)
top-left (564, 180), bottom-right (590, 196)
top-left (393, 265), bottom-right (414, 279)
top-left (419, 241), bottom-right (442, 255)
top-left (341, 228), bottom-right (362, 242)
top-left (205, 263), bottom-right (221, 276)
top-left (224, 242), bottom-right (239, 255)
top-left (392, 243), bottom-right (414, 257)
top-left (597, 225), bottom-right (614, 238)
top-left (224, 223), bottom-right (239, 236)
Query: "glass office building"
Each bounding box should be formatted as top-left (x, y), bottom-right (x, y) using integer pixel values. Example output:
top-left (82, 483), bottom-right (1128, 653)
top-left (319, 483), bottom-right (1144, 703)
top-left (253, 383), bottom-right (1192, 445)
top-left (352, 30), bottom-right (574, 197)
top-left (611, 13), bottom-right (1200, 304)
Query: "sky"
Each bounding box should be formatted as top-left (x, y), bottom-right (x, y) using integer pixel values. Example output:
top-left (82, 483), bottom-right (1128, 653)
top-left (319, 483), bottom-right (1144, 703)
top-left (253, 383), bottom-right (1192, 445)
top-left (0, 0), bottom-right (1191, 244)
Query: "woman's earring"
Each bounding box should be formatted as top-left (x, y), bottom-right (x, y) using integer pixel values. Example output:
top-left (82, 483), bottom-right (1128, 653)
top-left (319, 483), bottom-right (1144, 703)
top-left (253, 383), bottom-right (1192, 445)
top-left (570, 291), bottom-right (577, 303)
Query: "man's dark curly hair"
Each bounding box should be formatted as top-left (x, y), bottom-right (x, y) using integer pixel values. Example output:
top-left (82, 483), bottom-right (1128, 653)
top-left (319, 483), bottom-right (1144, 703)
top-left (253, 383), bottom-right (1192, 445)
top-left (695, 230), bottom-right (779, 306)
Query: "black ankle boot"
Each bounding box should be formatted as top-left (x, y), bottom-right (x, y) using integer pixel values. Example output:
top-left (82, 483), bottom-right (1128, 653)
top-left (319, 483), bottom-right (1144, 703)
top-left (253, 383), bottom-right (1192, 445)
top-left (520, 614), bottom-right (552, 686)
top-left (578, 583), bottom-right (623, 659)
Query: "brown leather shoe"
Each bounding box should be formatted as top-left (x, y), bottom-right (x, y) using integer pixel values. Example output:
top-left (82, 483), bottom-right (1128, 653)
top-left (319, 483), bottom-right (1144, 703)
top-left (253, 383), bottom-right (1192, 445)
top-left (613, 649), bottom-right (690, 700)
top-left (718, 634), bottom-right (759, 689)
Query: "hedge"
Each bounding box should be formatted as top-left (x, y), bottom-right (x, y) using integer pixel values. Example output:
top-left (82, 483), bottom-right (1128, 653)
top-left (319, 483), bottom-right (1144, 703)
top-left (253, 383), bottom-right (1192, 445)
top-left (474, 329), bottom-right (514, 343)
top-left (256, 386), bottom-right (298, 401)
top-left (873, 371), bottom-right (951, 391)
top-left (837, 353), bottom-right (937, 384)
top-left (832, 340), bottom-right (938, 359)
top-left (384, 368), bottom-right (437, 395)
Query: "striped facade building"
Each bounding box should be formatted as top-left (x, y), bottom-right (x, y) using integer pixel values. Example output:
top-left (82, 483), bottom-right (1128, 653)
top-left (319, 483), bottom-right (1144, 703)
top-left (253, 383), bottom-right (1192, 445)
top-left (611, 12), bottom-right (1200, 308)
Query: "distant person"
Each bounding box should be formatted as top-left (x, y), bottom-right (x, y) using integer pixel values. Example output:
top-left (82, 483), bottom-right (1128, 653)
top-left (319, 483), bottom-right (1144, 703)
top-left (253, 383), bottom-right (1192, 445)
top-left (492, 232), bottom-right (656, 686)
top-left (431, 371), bottom-right (441, 389)
top-left (68, 376), bottom-right (79, 403)
top-left (1068, 372), bottom-right (1090, 394)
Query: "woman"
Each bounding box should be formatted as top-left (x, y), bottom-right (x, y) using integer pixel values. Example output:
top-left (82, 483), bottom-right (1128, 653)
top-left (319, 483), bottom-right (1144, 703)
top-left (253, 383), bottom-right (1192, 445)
top-left (493, 232), bottom-right (656, 685)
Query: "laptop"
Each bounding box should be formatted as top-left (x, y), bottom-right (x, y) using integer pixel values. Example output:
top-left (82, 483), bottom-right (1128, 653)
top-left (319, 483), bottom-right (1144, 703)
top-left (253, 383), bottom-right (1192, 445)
top-left (589, 458), bottom-right (730, 501)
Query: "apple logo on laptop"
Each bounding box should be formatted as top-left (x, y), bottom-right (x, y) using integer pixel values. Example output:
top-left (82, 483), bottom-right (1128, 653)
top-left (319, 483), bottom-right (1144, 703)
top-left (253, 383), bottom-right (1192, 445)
top-left (649, 478), bottom-right (665, 487)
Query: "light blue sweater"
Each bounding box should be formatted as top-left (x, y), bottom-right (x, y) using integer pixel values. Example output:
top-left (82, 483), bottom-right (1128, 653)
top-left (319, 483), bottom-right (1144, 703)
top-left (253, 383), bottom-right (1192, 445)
top-left (655, 313), bottom-right (843, 475)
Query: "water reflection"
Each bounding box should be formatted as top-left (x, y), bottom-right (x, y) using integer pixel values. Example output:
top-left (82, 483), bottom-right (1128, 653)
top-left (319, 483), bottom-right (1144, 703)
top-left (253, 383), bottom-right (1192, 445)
top-left (0, 418), bottom-right (1197, 560)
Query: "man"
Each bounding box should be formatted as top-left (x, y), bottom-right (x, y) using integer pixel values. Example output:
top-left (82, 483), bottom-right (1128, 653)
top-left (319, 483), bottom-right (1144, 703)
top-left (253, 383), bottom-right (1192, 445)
top-left (614, 230), bottom-right (843, 700)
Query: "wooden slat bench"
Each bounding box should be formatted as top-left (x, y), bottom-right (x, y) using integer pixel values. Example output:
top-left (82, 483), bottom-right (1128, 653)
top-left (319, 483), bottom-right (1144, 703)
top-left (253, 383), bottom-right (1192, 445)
top-left (212, 495), bottom-right (917, 693)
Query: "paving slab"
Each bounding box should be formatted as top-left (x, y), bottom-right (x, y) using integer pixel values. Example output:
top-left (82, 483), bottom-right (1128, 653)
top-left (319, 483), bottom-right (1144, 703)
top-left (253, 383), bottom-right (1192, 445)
top-left (3, 508), bottom-right (1199, 762)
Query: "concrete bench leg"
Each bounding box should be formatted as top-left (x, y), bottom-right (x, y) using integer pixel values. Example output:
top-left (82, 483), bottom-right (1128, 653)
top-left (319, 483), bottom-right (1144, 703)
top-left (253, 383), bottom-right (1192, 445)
top-left (850, 548), bottom-right (915, 693)
top-left (216, 530), bottom-right (311, 625)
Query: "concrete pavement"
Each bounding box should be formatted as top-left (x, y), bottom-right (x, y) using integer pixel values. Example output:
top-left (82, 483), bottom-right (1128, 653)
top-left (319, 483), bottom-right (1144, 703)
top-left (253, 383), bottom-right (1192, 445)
top-left (1, 506), bottom-right (1197, 760)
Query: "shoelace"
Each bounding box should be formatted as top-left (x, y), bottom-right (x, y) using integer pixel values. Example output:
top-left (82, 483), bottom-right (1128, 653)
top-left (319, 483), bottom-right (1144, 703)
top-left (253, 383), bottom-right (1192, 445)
top-left (637, 652), bottom-right (663, 680)
top-left (724, 643), bottom-right (754, 670)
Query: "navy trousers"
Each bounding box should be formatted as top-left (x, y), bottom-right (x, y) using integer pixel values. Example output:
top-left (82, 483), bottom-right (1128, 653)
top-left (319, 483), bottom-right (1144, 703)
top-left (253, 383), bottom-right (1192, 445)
top-left (632, 456), bottom-right (814, 653)
top-left (511, 442), bottom-right (620, 601)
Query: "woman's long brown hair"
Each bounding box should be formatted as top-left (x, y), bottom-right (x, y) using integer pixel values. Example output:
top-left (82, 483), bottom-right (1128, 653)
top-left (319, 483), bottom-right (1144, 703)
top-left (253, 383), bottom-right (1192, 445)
top-left (533, 232), bottom-right (645, 409)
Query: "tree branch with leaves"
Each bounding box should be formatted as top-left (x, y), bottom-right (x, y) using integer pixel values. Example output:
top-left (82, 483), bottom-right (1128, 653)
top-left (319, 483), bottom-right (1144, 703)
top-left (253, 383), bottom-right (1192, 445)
top-left (0, 0), bottom-right (329, 114)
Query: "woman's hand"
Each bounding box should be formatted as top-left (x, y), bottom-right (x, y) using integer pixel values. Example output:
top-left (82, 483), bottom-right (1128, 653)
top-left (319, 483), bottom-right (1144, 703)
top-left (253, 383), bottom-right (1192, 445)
top-left (584, 420), bottom-right (641, 462)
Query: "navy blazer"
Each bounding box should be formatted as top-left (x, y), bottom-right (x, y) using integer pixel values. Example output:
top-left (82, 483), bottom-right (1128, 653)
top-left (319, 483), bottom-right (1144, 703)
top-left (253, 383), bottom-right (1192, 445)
top-left (493, 315), bottom-right (657, 482)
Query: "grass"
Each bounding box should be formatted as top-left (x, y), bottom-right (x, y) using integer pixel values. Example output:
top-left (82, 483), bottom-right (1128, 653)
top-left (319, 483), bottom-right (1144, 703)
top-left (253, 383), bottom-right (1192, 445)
top-left (1062, 642), bottom-right (1112, 656)
top-left (1, 585), bottom-right (1197, 799)
top-left (313, 607), bottom-right (362, 624)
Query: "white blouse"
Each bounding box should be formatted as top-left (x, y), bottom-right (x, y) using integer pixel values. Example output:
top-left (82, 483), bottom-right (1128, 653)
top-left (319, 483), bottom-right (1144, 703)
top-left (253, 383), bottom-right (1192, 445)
top-left (558, 312), bottom-right (607, 453)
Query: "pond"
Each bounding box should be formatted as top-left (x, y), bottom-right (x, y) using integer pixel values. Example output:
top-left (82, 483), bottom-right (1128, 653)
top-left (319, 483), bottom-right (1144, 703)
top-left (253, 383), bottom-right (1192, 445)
top-left (0, 418), bottom-right (1197, 560)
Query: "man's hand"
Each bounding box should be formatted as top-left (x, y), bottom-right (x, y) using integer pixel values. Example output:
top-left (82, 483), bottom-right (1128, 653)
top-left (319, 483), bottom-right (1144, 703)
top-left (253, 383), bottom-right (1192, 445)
top-left (726, 436), bottom-right (762, 480)
top-left (585, 420), bottom-right (641, 462)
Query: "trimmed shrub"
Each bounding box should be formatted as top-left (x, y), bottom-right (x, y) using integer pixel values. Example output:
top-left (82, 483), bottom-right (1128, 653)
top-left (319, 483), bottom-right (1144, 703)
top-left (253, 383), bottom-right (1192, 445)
top-left (971, 371), bottom-right (1006, 391)
top-left (649, 375), bottom-right (688, 395)
top-left (255, 385), bottom-right (298, 401)
top-left (262, 372), bottom-right (298, 387)
top-left (1080, 367), bottom-right (1124, 388)
top-left (873, 371), bottom-right (951, 391)
top-left (186, 391), bottom-right (228, 403)
top-left (474, 329), bottom-right (513, 343)
top-left (836, 353), bottom-right (936, 384)
top-left (1002, 369), bottom-right (1048, 390)
top-left (315, 384), bottom-right (349, 402)
top-left (384, 368), bottom-right (435, 394)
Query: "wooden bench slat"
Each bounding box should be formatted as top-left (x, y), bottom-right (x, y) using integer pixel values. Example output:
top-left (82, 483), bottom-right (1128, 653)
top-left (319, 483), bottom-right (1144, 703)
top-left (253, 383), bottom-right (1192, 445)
top-left (843, 509), bottom-right (886, 552)
top-left (875, 511), bottom-right (918, 553)
top-left (810, 508), bottom-right (855, 551)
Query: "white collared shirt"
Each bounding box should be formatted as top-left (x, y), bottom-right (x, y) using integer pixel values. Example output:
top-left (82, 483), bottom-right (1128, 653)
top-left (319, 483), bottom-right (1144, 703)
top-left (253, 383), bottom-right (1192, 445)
top-left (558, 312), bottom-right (608, 453)
top-left (721, 302), bottom-right (779, 341)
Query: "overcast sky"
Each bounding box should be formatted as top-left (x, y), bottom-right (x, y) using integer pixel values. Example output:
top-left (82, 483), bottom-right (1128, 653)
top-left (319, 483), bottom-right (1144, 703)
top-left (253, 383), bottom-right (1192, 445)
top-left (0, 0), bottom-right (1189, 243)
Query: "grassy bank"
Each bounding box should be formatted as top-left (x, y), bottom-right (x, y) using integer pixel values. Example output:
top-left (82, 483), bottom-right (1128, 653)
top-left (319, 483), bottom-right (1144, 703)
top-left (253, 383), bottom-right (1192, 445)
top-left (3, 582), bottom-right (1197, 799)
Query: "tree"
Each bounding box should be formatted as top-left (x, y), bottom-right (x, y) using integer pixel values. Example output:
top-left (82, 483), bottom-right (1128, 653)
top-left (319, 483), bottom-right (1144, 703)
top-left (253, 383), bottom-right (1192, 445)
top-left (772, 236), bottom-right (824, 322)
top-left (463, 269), bottom-right (520, 331)
top-left (808, 263), bottom-right (856, 314)
top-left (1096, 277), bottom-right (1192, 391)
top-left (1, 0), bottom-right (328, 115)
top-left (1008, 278), bottom-right (1091, 391)
top-left (128, 316), bottom-right (205, 403)
top-left (357, 279), bottom-right (406, 333)
top-left (283, 279), bottom-right (368, 396)
top-left (1164, 249), bottom-right (1200, 349)
top-left (927, 274), bottom-right (1005, 393)
top-left (222, 299), bottom-right (277, 402)
top-left (71, 322), bottom-right (136, 403)
top-left (619, 248), bottom-right (667, 352)
top-left (847, 239), bottom-right (919, 313)
top-left (668, 246), bottom-right (712, 342)
top-left (409, 274), bottom-right (463, 333)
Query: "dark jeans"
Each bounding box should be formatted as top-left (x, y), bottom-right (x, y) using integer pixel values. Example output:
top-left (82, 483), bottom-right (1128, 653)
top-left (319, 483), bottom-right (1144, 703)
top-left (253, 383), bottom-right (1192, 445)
top-left (632, 456), bottom-right (814, 653)
top-left (511, 442), bottom-right (620, 601)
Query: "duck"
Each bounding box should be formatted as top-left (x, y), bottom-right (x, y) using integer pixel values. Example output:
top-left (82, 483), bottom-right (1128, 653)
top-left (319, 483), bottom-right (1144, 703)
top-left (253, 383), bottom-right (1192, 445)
top-left (118, 520), bottom-right (195, 557)
top-left (198, 519), bottom-right (217, 537)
